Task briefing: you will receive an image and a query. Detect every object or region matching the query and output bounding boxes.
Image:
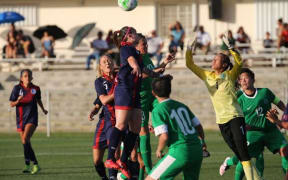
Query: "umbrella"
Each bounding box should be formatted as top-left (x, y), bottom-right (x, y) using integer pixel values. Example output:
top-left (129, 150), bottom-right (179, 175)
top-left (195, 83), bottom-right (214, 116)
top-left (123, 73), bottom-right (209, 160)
top-left (33, 25), bottom-right (67, 40)
top-left (71, 23), bottom-right (95, 49)
top-left (0, 11), bottom-right (24, 24)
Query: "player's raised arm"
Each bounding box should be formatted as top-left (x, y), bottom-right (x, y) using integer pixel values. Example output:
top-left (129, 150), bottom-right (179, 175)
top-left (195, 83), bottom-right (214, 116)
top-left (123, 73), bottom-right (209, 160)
top-left (186, 35), bottom-right (208, 80)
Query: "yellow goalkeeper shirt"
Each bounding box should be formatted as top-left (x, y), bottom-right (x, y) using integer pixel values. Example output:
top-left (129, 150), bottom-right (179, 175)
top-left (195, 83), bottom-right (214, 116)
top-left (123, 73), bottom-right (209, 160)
top-left (186, 50), bottom-right (244, 124)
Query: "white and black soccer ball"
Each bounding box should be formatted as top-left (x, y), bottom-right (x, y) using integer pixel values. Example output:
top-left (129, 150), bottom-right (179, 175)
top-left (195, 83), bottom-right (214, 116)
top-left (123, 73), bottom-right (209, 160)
top-left (118, 0), bottom-right (138, 11)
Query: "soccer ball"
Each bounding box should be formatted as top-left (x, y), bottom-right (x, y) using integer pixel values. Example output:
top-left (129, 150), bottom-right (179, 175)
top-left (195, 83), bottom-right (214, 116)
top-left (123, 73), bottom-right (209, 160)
top-left (118, 0), bottom-right (138, 11)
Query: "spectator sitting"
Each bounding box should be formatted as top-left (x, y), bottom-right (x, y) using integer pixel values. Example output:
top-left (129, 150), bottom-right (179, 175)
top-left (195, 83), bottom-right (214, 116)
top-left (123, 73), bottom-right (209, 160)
top-left (147, 30), bottom-right (164, 67)
top-left (235, 26), bottom-right (250, 53)
top-left (196, 26), bottom-right (211, 54)
top-left (220, 30), bottom-right (235, 52)
top-left (279, 23), bottom-right (288, 48)
top-left (86, 31), bottom-right (108, 70)
top-left (168, 35), bottom-right (177, 54)
top-left (5, 23), bottom-right (18, 58)
top-left (41, 31), bottom-right (55, 58)
top-left (276, 18), bottom-right (285, 49)
top-left (263, 32), bottom-right (274, 48)
top-left (169, 21), bottom-right (185, 53)
top-left (16, 30), bottom-right (35, 58)
top-left (5, 31), bottom-right (17, 58)
top-left (106, 30), bottom-right (115, 50)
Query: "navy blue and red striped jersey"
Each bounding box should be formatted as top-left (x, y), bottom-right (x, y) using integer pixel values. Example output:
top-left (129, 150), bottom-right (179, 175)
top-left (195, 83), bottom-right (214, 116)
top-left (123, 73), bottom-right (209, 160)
top-left (9, 83), bottom-right (41, 130)
top-left (117, 45), bottom-right (143, 89)
top-left (94, 75), bottom-right (116, 126)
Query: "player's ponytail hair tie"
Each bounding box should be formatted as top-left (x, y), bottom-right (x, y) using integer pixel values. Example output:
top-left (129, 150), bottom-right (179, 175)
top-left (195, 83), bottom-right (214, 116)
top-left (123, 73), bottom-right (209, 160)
top-left (219, 53), bottom-right (233, 71)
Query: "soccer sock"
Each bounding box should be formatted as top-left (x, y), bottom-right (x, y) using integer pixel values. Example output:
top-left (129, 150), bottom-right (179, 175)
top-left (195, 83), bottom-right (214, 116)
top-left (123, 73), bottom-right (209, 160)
top-left (27, 142), bottom-right (38, 165)
top-left (227, 156), bottom-right (239, 166)
top-left (139, 167), bottom-right (145, 180)
top-left (128, 159), bottom-right (139, 180)
top-left (108, 169), bottom-right (117, 180)
top-left (281, 156), bottom-right (288, 174)
top-left (139, 134), bottom-right (152, 173)
top-left (242, 161), bottom-right (253, 180)
top-left (120, 131), bottom-right (138, 163)
top-left (107, 127), bottom-right (123, 161)
top-left (242, 160), bottom-right (261, 180)
top-left (235, 162), bottom-right (245, 180)
top-left (95, 162), bottom-right (108, 180)
top-left (256, 154), bottom-right (264, 177)
top-left (23, 143), bottom-right (30, 165)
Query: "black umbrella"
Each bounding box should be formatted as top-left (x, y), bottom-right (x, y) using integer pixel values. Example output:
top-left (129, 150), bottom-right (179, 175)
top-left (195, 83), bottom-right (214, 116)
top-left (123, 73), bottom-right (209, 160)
top-left (71, 23), bottom-right (95, 49)
top-left (33, 25), bottom-right (67, 40)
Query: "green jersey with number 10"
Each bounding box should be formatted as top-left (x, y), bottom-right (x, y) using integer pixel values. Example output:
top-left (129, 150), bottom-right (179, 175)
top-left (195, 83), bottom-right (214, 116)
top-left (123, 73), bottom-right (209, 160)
top-left (152, 99), bottom-right (200, 148)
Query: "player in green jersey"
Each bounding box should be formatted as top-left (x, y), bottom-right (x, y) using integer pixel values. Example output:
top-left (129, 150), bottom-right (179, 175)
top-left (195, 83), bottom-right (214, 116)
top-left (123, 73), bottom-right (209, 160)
top-left (219, 68), bottom-right (287, 180)
top-left (145, 75), bottom-right (205, 180)
top-left (134, 33), bottom-right (175, 179)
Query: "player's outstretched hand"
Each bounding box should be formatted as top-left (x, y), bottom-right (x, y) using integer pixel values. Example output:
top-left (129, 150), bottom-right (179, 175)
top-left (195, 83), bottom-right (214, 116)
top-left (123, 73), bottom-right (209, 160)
top-left (163, 53), bottom-right (176, 65)
top-left (222, 34), bottom-right (232, 50)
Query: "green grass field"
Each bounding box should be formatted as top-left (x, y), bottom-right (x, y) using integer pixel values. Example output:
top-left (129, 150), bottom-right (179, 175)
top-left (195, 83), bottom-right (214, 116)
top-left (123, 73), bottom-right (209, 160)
top-left (0, 131), bottom-right (285, 180)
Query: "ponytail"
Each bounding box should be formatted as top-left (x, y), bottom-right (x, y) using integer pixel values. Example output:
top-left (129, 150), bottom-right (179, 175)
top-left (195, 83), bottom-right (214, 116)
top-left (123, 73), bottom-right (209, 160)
top-left (219, 53), bottom-right (233, 71)
top-left (113, 26), bottom-right (137, 49)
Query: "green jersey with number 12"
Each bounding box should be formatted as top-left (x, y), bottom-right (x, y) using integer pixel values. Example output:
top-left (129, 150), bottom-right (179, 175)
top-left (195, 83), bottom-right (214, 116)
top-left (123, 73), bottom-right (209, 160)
top-left (237, 88), bottom-right (280, 130)
top-left (152, 99), bottom-right (200, 148)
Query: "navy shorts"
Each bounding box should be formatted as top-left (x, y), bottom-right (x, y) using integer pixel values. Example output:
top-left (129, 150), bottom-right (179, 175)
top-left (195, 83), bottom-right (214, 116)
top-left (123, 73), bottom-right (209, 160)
top-left (114, 85), bottom-right (141, 110)
top-left (17, 117), bottom-right (38, 132)
top-left (93, 118), bottom-right (114, 149)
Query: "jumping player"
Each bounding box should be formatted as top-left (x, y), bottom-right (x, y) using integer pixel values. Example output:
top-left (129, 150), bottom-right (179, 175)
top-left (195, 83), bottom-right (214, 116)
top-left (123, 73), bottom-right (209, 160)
top-left (146, 75), bottom-right (205, 180)
top-left (9, 69), bottom-right (48, 174)
top-left (219, 68), bottom-right (287, 180)
top-left (186, 35), bottom-right (261, 180)
top-left (104, 26), bottom-right (145, 179)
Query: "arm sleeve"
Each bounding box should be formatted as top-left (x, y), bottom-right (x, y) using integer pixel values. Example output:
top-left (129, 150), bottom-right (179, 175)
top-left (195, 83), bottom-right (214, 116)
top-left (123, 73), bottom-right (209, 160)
top-left (266, 88), bottom-right (279, 105)
top-left (93, 96), bottom-right (103, 107)
top-left (120, 46), bottom-right (137, 66)
top-left (228, 49), bottom-right (243, 81)
top-left (185, 50), bottom-right (208, 80)
top-left (152, 109), bottom-right (168, 136)
top-left (142, 67), bottom-right (160, 78)
top-left (94, 79), bottom-right (106, 96)
top-left (9, 86), bottom-right (19, 101)
top-left (36, 87), bottom-right (41, 100)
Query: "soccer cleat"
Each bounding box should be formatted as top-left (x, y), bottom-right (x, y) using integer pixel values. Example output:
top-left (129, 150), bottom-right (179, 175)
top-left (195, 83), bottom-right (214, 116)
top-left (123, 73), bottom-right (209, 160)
top-left (22, 165), bottom-right (30, 173)
top-left (31, 164), bottom-right (41, 174)
top-left (219, 157), bottom-right (230, 176)
top-left (105, 159), bottom-right (120, 169)
top-left (117, 160), bottom-right (131, 179)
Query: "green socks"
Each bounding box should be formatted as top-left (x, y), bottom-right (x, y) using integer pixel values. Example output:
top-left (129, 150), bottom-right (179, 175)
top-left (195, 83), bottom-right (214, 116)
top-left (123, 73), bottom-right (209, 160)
top-left (139, 134), bottom-right (152, 173)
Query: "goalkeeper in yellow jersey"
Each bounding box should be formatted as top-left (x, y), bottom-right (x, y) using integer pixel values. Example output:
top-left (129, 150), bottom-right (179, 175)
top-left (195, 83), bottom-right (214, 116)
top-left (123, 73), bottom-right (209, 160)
top-left (186, 34), bottom-right (261, 180)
